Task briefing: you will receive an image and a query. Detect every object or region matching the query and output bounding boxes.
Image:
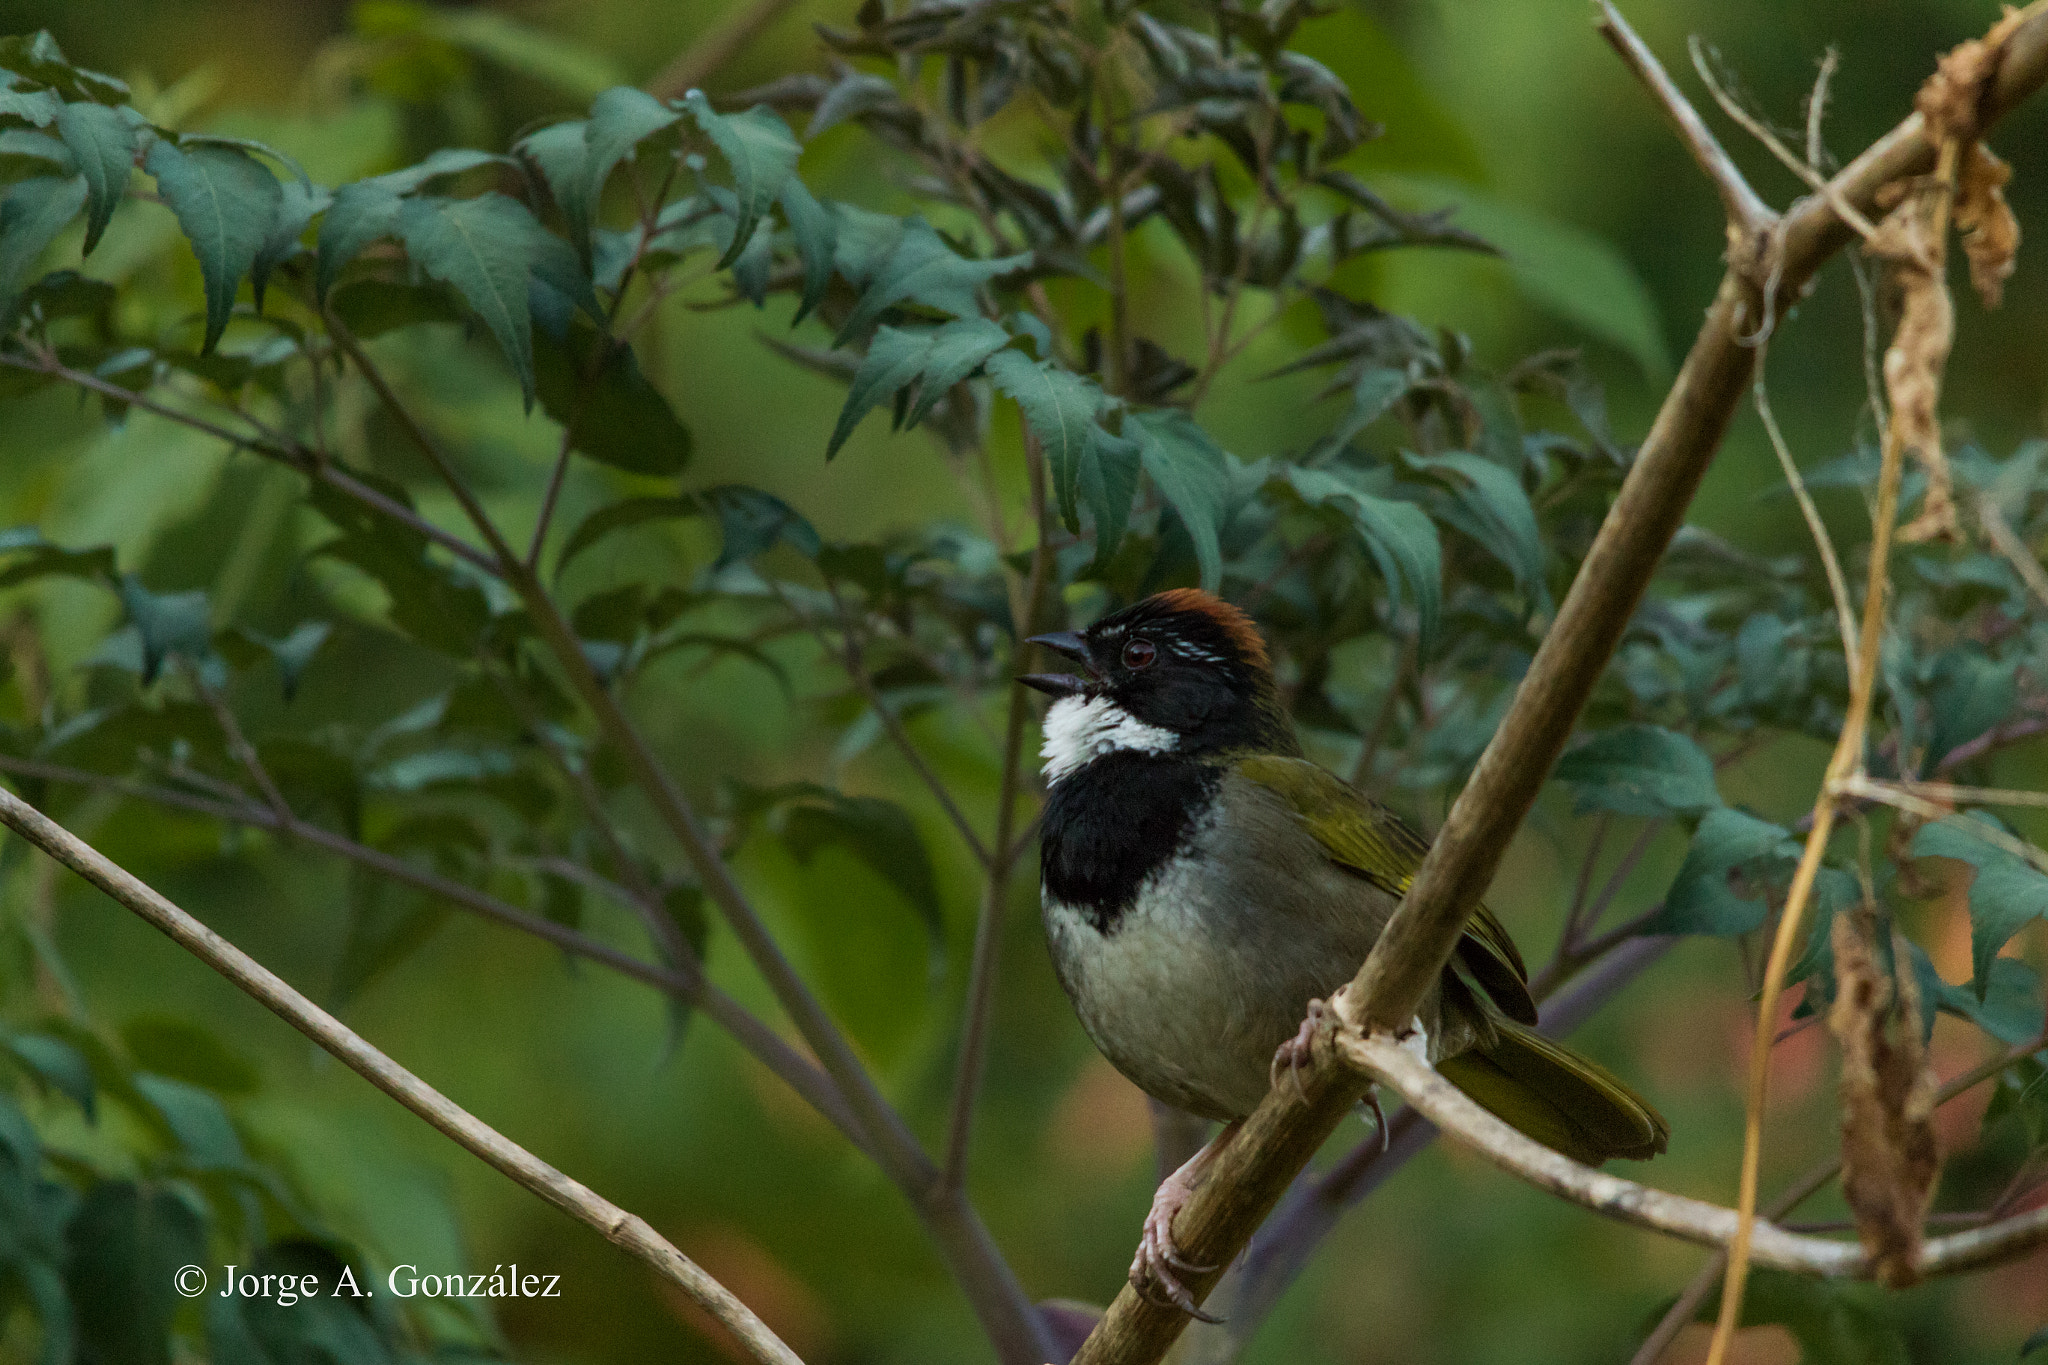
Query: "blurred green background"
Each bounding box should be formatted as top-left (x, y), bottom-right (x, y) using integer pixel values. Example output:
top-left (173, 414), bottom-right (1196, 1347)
top-left (1, 2), bottom-right (2045, 1363)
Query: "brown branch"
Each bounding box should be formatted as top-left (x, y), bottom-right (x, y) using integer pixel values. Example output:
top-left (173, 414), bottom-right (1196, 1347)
top-left (645, 0), bottom-right (800, 101)
top-left (1068, 9), bottom-right (2048, 1360)
top-left (0, 784), bottom-right (803, 1365)
top-left (1597, 3), bottom-right (1775, 241)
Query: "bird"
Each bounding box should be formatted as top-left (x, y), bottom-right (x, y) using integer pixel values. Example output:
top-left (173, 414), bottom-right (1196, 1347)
top-left (1021, 588), bottom-right (1667, 1316)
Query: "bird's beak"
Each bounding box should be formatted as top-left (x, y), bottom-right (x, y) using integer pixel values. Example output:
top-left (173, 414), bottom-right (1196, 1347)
top-left (1019, 630), bottom-right (1095, 697)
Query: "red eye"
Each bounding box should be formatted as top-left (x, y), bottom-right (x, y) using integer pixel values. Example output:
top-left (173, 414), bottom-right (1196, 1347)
top-left (1122, 638), bottom-right (1157, 669)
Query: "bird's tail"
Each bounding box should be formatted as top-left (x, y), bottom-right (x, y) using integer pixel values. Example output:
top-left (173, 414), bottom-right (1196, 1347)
top-left (1435, 1018), bottom-right (1669, 1165)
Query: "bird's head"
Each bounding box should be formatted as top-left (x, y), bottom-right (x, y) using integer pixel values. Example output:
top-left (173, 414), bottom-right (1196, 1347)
top-left (1021, 589), bottom-right (1293, 782)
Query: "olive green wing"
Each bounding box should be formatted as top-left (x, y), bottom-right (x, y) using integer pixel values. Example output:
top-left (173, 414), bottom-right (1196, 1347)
top-left (1234, 754), bottom-right (1537, 1025)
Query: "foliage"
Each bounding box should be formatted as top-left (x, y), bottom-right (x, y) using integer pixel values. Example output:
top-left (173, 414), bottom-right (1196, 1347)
top-left (0, 5), bottom-right (2043, 1364)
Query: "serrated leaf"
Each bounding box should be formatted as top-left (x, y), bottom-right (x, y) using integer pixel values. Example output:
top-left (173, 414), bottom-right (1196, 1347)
top-left (1911, 817), bottom-right (2048, 998)
top-left (834, 216), bottom-right (1030, 345)
top-left (778, 175), bottom-right (835, 325)
top-left (0, 173), bottom-right (86, 303)
top-left (905, 317), bottom-right (1011, 428)
top-left (1553, 724), bottom-right (1720, 817)
top-left (1311, 364), bottom-right (1410, 456)
top-left (1405, 449), bottom-right (1549, 612)
top-left (829, 325), bottom-right (936, 459)
top-left (584, 87), bottom-right (678, 233)
top-left (1132, 410), bottom-right (1233, 592)
top-left (144, 140), bottom-right (282, 353)
top-left (396, 193), bottom-right (543, 406)
top-left (1078, 424), bottom-right (1141, 569)
top-left (1648, 808), bottom-right (1795, 936)
top-left (0, 85), bottom-right (60, 128)
top-left (684, 92), bottom-right (800, 270)
top-left (534, 321), bottom-right (691, 474)
top-left (517, 119), bottom-right (590, 254)
top-left (1281, 465), bottom-right (1442, 651)
top-left (985, 349), bottom-right (1106, 530)
top-left (51, 101), bottom-right (130, 255)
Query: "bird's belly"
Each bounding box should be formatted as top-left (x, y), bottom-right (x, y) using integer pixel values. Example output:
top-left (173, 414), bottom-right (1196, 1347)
top-left (1042, 844), bottom-right (1384, 1121)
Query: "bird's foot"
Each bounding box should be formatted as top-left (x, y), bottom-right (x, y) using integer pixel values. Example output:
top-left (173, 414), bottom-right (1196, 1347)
top-left (1268, 997), bottom-right (1329, 1102)
top-left (1362, 1086), bottom-right (1390, 1153)
top-left (1131, 1173), bottom-right (1222, 1321)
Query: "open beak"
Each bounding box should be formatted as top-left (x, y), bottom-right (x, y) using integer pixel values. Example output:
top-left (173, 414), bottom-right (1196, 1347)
top-left (1019, 630), bottom-right (1095, 698)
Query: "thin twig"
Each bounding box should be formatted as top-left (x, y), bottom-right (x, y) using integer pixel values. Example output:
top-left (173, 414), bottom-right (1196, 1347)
top-left (1978, 493), bottom-right (2048, 612)
top-left (1754, 346), bottom-right (1860, 665)
top-left (1834, 774), bottom-right (2048, 873)
top-left (0, 784), bottom-right (804, 1365)
top-left (1597, 4), bottom-right (1774, 238)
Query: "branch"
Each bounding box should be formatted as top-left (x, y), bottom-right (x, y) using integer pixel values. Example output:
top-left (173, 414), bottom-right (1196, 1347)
top-left (1597, 3), bottom-right (1775, 240)
top-left (0, 784), bottom-right (803, 1365)
top-left (1338, 1023), bottom-right (2048, 1280)
top-left (0, 753), bottom-right (870, 1154)
top-left (646, 0), bottom-right (799, 101)
top-left (1069, 9), bottom-right (2048, 1359)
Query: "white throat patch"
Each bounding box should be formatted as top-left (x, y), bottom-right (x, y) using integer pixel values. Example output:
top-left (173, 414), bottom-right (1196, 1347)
top-left (1039, 694), bottom-right (1177, 784)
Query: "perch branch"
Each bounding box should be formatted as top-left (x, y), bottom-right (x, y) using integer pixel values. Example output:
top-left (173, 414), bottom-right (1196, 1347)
top-left (0, 784), bottom-right (804, 1365)
top-left (1068, 8), bottom-right (2048, 1360)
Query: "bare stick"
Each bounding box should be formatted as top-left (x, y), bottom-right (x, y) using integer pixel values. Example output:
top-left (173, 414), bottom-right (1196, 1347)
top-left (1754, 350), bottom-right (1859, 665)
top-left (1340, 1024), bottom-right (2048, 1279)
top-left (646, 0), bottom-right (800, 101)
top-left (1597, 3), bottom-right (1774, 239)
top-left (0, 784), bottom-right (803, 1365)
top-left (1068, 9), bottom-right (2048, 1360)
top-left (1978, 493), bottom-right (2048, 612)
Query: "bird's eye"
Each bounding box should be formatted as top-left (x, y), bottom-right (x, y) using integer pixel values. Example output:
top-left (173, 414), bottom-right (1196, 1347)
top-left (1122, 638), bottom-right (1157, 669)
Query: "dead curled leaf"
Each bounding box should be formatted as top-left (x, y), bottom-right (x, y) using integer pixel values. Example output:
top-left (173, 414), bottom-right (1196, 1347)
top-left (1955, 143), bottom-right (2020, 308)
top-left (1828, 909), bottom-right (1939, 1288)
top-left (1866, 181), bottom-right (1960, 545)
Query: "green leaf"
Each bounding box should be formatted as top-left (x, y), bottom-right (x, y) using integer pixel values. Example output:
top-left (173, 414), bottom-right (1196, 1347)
top-left (1935, 956), bottom-right (2045, 1046)
top-left (1376, 173), bottom-right (1670, 378)
top-left (1079, 425), bottom-right (1142, 569)
top-left (533, 321), bottom-right (691, 474)
top-left (829, 325), bottom-right (936, 459)
top-left (122, 1017), bottom-right (260, 1094)
top-left (336, 866), bottom-right (450, 1004)
top-left (1311, 365), bottom-right (1411, 456)
top-left (1928, 646), bottom-right (2017, 768)
top-left (1553, 724), bottom-right (1720, 817)
top-left (66, 1180), bottom-right (207, 1365)
top-left (51, 101), bottom-right (131, 255)
top-left (778, 176), bottom-right (836, 325)
top-left (251, 178), bottom-right (329, 309)
top-left (0, 526), bottom-right (113, 588)
top-left (133, 1073), bottom-right (246, 1170)
top-left (786, 794), bottom-right (944, 957)
top-left (1131, 410), bottom-right (1234, 592)
top-left (396, 193), bottom-right (545, 406)
top-left (1281, 465), bottom-right (1442, 651)
top-left (684, 92), bottom-right (800, 270)
top-left (117, 578), bottom-right (211, 685)
top-left (1911, 817), bottom-right (2048, 998)
top-left (834, 216), bottom-right (1030, 345)
top-left (584, 87), bottom-right (678, 236)
top-left (985, 349), bottom-right (1107, 530)
top-left (2027, 1323), bottom-right (2048, 1359)
top-left (5, 1033), bottom-right (96, 1120)
top-left (516, 119), bottom-right (591, 251)
top-left (558, 495), bottom-right (695, 575)
top-left (0, 32), bottom-right (129, 104)
top-left (0, 85), bottom-right (60, 128)
top-left (144, 140), bottom-right (282, 353)
top-left (1648, 808), bottom-right (1795, 936)
top-left (0, 173), bottom-right (86, 304)
top-left (700, 485), bottom-right (820, 568)
top-left (906, 317), bottom-right (1013, 429)
top-left (1405, 450), bottom-right (1550, 612)
top-left (315, 180), bottom-right (401, 299)
top-left (242, 621), bottom-right (331, 701)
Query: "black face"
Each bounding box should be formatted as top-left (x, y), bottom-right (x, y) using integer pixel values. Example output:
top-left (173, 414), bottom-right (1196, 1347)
top-left (1021, 591), bottom-right (1289, 754)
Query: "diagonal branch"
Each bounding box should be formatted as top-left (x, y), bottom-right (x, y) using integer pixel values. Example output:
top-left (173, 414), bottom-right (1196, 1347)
top-left (0, 784), bottom-right (804, 1365)
top-left (1069, 8), bottom-right (2048, 1360)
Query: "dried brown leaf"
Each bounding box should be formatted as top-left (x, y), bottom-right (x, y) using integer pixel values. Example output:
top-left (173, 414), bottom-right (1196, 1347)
top-left (1956, 143), bottom-right (2020, 308)
top-left (1828, 909), bottom-right (1940, 1287)
top-left (1866, 185), bottom-right (1961, 544)
top-left (1915, 5), bottom-right (2034, 144)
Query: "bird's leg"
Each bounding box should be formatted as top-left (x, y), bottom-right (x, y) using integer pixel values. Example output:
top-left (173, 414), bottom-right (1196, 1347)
top-left (1132, 1119), bottom-right (1241, 1321)
top-left (1268, 996), bottom-right (1329, 1102)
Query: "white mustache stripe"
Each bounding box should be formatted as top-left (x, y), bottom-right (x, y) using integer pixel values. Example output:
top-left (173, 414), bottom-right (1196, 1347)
top-left (1039, 694), bottom-right (1178, 783)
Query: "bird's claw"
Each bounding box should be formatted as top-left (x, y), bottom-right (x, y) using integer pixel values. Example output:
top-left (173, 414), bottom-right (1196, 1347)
top-left (1363, 1087), bottom-right (1390, 1153)
top-left (1130, 1166), bottom-right (1223, 1322)
top-left (1269, 997), bottom-right (1329, 1102)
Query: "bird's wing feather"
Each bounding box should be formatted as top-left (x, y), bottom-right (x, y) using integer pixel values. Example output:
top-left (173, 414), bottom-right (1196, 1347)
top-left (1233, 754), bottom-right (1538, 1024)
